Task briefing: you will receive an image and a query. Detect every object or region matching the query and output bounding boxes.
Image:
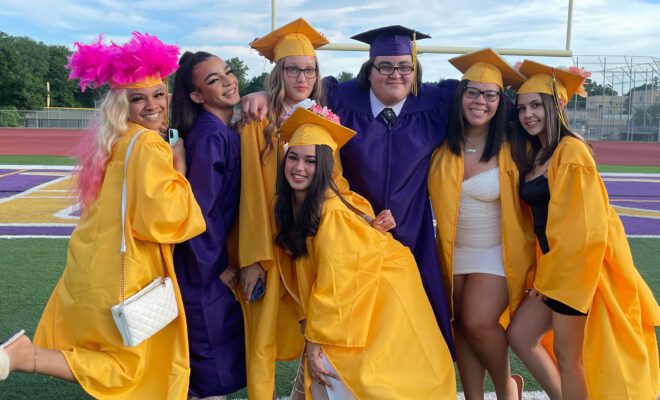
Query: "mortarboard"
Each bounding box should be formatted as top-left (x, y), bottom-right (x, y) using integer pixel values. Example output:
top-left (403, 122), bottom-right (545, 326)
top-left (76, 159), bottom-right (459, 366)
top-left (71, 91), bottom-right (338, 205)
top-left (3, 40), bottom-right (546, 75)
top-left (517, 60), bottom-right (586, 104)
top-left (351, 25), bottom-right (430, 58)
top-left (351, 25), bottom-right (430, 96)
top-left (280, 107), bottom-right (355, 153)
top-left (449, 48), bottom-right (526, 89)
top-left (250, 18), bottom-right (329, 62)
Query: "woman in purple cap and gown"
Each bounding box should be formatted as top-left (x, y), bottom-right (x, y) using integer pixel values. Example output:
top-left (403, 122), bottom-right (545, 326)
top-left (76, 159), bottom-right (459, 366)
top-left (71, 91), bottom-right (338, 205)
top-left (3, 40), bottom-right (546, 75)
top-left (323, 26), bottom-right (457, 353)
top-left (170, 51), bottom-right (246, 399)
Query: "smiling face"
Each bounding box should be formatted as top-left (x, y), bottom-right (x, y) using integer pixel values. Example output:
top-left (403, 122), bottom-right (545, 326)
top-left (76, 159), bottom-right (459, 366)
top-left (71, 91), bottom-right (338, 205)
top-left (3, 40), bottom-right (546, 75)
top-left (369, 55), bottom-right (414, 106)
top-left (282, 55), bottom-right (317, 105)
top-left (517, 92), bottom-right (547, 145)
top-left (190, 56), bottom-right (240, 113)
top-left (284, 144), bottom-right (316, 197)
top-left (127, 84), bottom-right (168, 130)
top-left (461, 81), bottom-right (500, 130)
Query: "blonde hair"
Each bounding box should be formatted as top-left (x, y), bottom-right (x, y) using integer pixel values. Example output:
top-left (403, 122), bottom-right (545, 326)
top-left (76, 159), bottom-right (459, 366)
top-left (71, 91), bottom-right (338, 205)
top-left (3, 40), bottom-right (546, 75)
top-left (75, 88), bottom-right (129, 211)
top-left (261, 57), bottom-right (325, 162)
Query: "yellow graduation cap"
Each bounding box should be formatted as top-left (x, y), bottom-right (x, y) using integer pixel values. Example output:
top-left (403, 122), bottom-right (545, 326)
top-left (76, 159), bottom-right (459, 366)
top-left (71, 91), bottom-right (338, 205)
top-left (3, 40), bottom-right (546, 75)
top-left (517, 60), bottom-right (586, 104)
top-left (249, 18), bottom-right (329, 62)
top-left (449, 48), bottom-right (526, 89)
top-left (280, 108), bottom-right (355, 153)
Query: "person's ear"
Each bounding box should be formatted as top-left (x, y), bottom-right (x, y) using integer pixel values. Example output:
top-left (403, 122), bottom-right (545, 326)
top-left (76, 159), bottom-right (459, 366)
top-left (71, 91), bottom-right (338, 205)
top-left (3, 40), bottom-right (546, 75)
top-left (190, 91), bottom-right (204, 104)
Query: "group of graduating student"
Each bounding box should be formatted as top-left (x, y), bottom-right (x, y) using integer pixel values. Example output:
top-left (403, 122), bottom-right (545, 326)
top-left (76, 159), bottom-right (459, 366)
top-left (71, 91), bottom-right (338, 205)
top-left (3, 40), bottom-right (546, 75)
top-left (0, 16), bottom-right (657, 400)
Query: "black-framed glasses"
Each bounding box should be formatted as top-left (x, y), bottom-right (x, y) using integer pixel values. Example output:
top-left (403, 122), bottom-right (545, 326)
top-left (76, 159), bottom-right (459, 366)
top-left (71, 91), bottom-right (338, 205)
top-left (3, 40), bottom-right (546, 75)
top-left (283, 66), bottom-right (318, 79)
top-left (463, 87), bottom-right (500, 102)
top-left (372, 64), bottom-right (414, 76)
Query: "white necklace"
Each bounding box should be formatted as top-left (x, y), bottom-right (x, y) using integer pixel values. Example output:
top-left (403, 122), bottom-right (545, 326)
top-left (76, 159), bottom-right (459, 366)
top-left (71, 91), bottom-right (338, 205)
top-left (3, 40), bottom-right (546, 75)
top-left (464, 144), bottom-right (478, 154)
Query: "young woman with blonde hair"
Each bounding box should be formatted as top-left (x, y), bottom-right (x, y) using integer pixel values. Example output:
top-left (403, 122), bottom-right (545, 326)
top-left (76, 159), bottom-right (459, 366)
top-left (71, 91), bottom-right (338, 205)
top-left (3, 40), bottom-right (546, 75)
top-left (0, 33), bottom-right (205, 399)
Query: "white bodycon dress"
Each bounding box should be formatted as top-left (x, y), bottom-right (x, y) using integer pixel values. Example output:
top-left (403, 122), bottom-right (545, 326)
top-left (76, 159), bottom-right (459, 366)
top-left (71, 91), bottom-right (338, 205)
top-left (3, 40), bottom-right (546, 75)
top-left (453, 168), bottom-right (504, 276)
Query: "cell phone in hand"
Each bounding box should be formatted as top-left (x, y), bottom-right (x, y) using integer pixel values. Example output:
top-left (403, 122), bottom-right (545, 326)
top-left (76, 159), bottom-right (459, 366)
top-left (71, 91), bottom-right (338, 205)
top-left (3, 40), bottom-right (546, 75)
top-left (249, 277), bottom-right (265, 302)
top-left (168, 128), bottom-right (179, 146)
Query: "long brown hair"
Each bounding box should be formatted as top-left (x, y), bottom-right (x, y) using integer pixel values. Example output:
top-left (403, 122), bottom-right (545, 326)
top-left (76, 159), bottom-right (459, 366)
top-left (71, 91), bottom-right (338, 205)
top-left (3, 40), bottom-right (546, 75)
top-left (511, 92), bottom-right (588, 176)
top-left (275, 145), bottom-right (339, 258)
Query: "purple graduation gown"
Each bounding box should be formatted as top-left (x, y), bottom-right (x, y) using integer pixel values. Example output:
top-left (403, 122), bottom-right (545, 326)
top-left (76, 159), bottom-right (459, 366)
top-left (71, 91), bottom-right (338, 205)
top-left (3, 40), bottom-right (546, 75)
top-left (325, 77), bottom-right (458, 354)
top-left (173, 110), bottom-right (246, 396)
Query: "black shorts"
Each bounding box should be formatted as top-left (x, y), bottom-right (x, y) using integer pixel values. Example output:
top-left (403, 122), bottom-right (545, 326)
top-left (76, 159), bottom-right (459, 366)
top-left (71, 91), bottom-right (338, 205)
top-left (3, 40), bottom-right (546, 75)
top-left (543, 297), bottom-right (587, 316)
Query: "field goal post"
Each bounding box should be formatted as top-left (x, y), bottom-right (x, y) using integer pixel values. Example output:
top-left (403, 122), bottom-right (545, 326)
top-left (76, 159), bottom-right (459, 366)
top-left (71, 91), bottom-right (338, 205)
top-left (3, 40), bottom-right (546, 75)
top-left (269, 0), bottom-right (574, 58)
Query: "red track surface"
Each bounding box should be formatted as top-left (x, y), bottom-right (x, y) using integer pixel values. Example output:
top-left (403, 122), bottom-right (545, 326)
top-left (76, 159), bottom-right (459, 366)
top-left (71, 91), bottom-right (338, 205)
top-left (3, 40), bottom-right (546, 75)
top-left (0, 128), bottom-right (84, 157)
top-left (0, 128), bottom-right (659, 165)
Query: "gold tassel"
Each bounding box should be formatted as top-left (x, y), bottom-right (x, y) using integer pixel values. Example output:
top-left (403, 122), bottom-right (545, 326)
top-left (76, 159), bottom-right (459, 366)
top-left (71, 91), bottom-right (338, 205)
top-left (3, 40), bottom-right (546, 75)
top-left (411, 31), bottom-right (418, 96)
top-left (551, 71), bottom-right (568, 130)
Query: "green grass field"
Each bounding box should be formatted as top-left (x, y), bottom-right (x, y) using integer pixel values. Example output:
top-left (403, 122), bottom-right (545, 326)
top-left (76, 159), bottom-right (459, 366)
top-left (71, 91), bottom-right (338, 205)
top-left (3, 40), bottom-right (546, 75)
top-left (0, 155), bottom-right (76, 166)
top-left (0, 238), bottom-right (657, 399)
top-left (0, 160), bottom-right (657, 399)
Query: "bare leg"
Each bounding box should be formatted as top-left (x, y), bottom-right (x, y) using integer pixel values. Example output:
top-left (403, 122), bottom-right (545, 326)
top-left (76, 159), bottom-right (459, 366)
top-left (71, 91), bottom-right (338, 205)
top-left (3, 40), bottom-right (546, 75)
top-left (6, 335), bottom-right (76, 382)
top-left (453, 275), bottom-right (485, 399)
top-left (460, 273), bottom-right (517, 400)
top-left (552, 312), bottom-right (588, 400)
top-left (508, 295), bottom-right (561, 399)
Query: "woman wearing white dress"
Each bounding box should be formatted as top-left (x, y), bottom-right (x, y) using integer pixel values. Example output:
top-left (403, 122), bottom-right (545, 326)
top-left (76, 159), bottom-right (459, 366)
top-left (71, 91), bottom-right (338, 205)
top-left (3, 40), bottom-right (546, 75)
top-left (428, 49), bottom-right (535, 400)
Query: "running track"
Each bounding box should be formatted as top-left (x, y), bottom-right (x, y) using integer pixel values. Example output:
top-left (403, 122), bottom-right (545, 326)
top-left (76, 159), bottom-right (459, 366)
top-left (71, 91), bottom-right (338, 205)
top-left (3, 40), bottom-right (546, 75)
top-left (1, 128), bottom-right (660, 166)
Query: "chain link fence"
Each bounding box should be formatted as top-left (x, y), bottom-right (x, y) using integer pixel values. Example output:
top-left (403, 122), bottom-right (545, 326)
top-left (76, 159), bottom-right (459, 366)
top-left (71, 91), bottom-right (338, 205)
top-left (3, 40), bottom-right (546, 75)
top-left (0, 108), bottom-right (98, 129)
top-left (569, 55), bottom-right (660, 142)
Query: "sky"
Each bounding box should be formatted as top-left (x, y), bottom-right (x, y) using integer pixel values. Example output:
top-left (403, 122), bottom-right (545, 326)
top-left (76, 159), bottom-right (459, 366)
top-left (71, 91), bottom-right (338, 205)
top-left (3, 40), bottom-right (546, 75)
top-left (1, 0), bottom-right (659, 86)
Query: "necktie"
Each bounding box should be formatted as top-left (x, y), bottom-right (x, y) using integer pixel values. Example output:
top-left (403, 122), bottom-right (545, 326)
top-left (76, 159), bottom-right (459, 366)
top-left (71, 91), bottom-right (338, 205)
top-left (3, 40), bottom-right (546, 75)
top-left (380, 107), bottom-right (396, 128)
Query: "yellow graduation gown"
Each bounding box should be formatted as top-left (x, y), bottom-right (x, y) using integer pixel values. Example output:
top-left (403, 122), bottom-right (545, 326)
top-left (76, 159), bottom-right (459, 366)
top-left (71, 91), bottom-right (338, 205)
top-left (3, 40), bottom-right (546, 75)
top-left (34, 123), bottom-right (206, 399)
top-left (537, 136), bottom-right (659, 399)
top-left (428, 142), bottom-right (536, 321)
top-left (297, 194), bottom-right (456, 399)
top-left (238, 120), bottom-right (374, 398)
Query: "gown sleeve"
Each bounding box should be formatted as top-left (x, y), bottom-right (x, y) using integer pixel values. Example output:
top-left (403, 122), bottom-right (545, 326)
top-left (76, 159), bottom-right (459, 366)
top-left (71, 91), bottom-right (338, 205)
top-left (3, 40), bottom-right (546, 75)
top-left (535, 141), bottom-right (607, 313)
top-left (237, 120), bottom-right (277, 270)
top-left (127, 131), bottom-right (205, 244)
top-left (305, 209), bottom-right (383, 347)
top-left (181, 133), bottom-right (232, 286)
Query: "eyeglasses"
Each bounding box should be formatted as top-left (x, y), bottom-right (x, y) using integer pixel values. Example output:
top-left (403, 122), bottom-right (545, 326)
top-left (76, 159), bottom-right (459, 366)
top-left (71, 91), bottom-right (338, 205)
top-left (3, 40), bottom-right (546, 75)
top-left (463, 87), bottom-right (500, 102)
top-left (283, 66), bottom-right (318, 79)
top-left (372, 64), bottom-right (414, 76)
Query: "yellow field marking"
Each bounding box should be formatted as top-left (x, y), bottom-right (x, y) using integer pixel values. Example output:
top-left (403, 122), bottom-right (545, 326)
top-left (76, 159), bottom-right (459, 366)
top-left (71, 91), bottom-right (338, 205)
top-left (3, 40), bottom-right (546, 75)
top-left (0, 174), bottom-right (77, 224)
top-left (602, 178), bottom-right (660, 183)
top-left (0, 169), bottom-right (29, 178)
top-left (610, 199), bottom-right (660, 203)
top-left (612, 205), bottom-right (660, 219)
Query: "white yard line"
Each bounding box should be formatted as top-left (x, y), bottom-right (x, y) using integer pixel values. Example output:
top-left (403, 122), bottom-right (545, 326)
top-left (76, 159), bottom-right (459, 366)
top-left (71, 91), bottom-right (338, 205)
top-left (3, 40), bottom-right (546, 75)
top-left (0, 164), bottom-right (74, 170)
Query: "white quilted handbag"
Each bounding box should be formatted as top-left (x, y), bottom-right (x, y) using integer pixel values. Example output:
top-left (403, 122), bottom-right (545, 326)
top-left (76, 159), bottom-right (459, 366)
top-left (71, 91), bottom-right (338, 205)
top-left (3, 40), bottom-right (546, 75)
top-left (110, 129), bottom-right (179, 347)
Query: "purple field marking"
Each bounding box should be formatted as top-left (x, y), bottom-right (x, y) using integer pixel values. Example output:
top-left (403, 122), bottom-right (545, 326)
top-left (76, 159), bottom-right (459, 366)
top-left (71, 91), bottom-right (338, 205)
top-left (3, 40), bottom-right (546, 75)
top-left (604, 181), bottom-right (660, 198)
top-left (0, 174), bottom-right (62, 198)
top-left (0, 225), bottom-right (74, 236)
top-left (619, 216), bottom-right (660, 236)
top-left (1, 169), bottom-right (659, 238)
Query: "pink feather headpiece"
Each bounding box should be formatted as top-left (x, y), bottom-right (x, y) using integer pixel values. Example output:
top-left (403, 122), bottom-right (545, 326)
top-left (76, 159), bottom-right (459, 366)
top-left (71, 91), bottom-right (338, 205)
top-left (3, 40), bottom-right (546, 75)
top-left (67, 32), bottom-right (179, 91)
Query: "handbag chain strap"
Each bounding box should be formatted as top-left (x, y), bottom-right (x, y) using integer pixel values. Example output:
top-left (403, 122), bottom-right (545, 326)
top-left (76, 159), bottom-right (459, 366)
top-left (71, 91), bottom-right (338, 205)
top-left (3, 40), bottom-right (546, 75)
top-left (119, 129), bottom-right (168, 305)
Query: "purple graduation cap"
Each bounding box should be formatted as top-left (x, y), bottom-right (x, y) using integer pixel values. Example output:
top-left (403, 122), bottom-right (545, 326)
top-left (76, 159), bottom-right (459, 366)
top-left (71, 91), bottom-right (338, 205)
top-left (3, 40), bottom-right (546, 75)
top-left (351, 25), bottom-right (431, 58)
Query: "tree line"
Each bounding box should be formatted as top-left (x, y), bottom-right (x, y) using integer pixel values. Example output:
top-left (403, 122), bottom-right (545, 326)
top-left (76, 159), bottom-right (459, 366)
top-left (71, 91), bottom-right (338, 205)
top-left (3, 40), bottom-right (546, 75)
top-left (0, 32), bottom-right (359, 114)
